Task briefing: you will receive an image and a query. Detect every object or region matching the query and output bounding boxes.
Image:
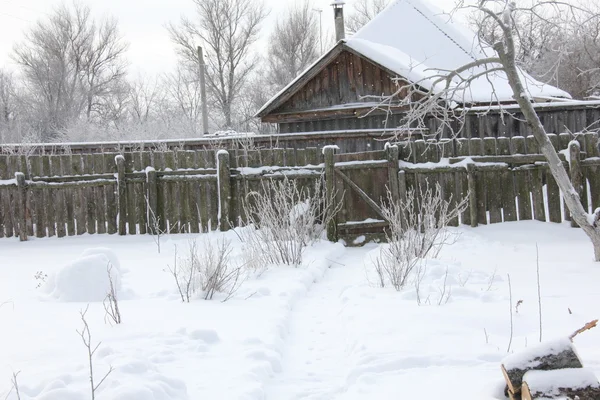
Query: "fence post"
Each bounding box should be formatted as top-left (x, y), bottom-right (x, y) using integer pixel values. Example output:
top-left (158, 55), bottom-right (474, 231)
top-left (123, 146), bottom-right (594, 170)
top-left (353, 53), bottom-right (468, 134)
top-left (466, 163), bottom-right (478, 228)
top-left (386, 145), bottom-right (400, 204)
top-left (146, 167), bottom-right (158, 234)
top-left (324, 146), bottom-right (337, 242)
top-left (15, 172), bottom-right (27, 241)
top-left (569, 140), bottom-right (582, 228)
top-left (116, 155), bottom-right (127, 235)
top-left (217, 150), bottom-right (231, 231)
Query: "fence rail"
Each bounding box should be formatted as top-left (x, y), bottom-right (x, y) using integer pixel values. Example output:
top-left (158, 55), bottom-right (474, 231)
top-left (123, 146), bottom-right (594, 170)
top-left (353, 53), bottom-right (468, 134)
top-left (0, 134), bottom-right (597, 241)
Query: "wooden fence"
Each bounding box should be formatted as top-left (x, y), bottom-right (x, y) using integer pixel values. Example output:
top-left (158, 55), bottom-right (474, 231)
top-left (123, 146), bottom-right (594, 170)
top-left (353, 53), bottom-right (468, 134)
top-left (0, 147), bottom-right (324, 239)
top-left (0, 133), bottom-right (598, 241)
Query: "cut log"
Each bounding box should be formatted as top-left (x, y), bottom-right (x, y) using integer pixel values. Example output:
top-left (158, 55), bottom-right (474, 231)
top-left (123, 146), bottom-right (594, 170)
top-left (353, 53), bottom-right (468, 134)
top-left (522, 368), bottom-right (600, 400)
top-left (501, 338), bottom-right (583, 397)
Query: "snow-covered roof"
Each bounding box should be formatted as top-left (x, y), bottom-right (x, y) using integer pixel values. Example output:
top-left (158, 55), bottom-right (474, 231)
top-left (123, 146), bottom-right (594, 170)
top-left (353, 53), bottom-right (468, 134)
top-left (257, 0), bottom-right (571, 118)
top-left (344, 0), bottom-right (570, 104)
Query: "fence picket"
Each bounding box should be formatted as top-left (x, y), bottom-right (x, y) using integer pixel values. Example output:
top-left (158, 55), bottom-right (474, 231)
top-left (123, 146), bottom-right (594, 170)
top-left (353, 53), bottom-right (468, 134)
top-left (487, 170), bottom-right (502, 223)
top-left (501, 169), bottom-right (517, 222)
top-left (531, 168), bottom-right (546, 222)
top-left (515, 168), bottom-right (532, 220)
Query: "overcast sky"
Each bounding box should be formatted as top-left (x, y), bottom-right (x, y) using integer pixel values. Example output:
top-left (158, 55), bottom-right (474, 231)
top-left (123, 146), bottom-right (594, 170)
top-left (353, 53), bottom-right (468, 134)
top-left (0, 0), bottom-right (455, 76)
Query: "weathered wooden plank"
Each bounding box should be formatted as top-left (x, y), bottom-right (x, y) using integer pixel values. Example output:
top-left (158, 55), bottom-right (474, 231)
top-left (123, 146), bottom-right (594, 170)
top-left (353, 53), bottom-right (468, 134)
top-left (486, 170), bottom-right (503, 223)
top-left (511, 136), bottom-right (527, 155)
top-left (83, 154), bottom-right (96, 234)
top-left (515, 168), bottom-right (533, 220)
top-left (306, 147), bottom-right (320, 165)
top-left (163, 151), bottom-right (176, 233)
top-left (29, 156), bottom-right (45, 237)
top-left (284, 148), bottom-right (296, 167)
top-left (177, 150), bottom-right (189, 233)
top-left (546, 168), bottom-right (562, 223)
top-left (501, 169), bottom-right (517, 222)
top-left (93, 153), bottom-right (107, 234)
top-left (527, 135), bottom-right (540, 154)
top-left (116, 156), bottom-right (128, 235)
top-left (209, 179), bottom-right (219, 231)
top-left (497, 137), bottom-right (511, 156)
top-left (0, 155), bottom-right (8, 179)
top-left (15, 173), bottom-right (27, 241)
top-left (456, 138), bottom-right (470, 157)
top-left (469, 138), bottom-right (483, 156)
top-left (272, 148), bottom-right (285, 167)
top-left (51, 155), bottom-right (66, 238)
top-left (531, 168), bottom-right (546, 222)
top-left (559, 132), bottom-right (571, 151)
top-left (0, 186), bottom-right (5, 238)
top-left (3, 186), bottom-right (15, 237)
top-left (217, 151), bottom-right (231, 231)
top-left (585, 132), bottom-right (599, 158)
top-left (466, 164), bottom-right (477, 227)
top-left (59, 155), bottom-right (75, 236)
top-left (199, 180), bottom-right (210, 232)
top-left (483, 137), bottom-right (497, 156)
top-left (413, 140), bottom-right (427, 163)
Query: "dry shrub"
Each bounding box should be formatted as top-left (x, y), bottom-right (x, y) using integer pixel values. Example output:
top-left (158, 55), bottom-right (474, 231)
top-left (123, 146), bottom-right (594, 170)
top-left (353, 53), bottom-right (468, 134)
top-left (241, 176), bottom-right (340, 266)
top-left (374, 181), bottom-right (468, 291)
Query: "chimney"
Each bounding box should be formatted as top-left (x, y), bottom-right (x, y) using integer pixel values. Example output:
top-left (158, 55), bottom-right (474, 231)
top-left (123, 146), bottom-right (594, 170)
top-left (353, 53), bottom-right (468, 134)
top-left (331, 0), bottom-right (345, 42)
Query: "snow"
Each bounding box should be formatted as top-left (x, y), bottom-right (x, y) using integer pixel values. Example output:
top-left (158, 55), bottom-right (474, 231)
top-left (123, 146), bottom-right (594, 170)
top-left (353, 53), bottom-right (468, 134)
top-left (342, 218), bottom-right (385, 225)
top-left (502, 337), bottom-right (576, 370)
top-left (2, 222), bottom-right (600, 399)
top-left (0, 179), bottom-right (16, 186)
top-left (345, 0), bottom-right (571, 104)
top-left (322, 145), bottom-right (340, 154)
top-left (523, 368), bottom-right (600, 392)
top-left (42, 251), bottom-right (122, 302)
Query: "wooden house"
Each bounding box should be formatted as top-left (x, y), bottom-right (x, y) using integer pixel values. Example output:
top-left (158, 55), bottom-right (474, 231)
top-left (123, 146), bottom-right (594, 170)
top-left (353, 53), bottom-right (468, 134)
top-left (256, 0), bottom-right (580, 138)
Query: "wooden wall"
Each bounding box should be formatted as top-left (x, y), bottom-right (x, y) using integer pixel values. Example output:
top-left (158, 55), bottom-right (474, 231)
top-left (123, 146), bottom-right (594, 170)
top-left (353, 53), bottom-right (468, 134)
top-left (2, 134), bottom-right (598, 241)
top-left (272, 50), bottom-right (402, 115)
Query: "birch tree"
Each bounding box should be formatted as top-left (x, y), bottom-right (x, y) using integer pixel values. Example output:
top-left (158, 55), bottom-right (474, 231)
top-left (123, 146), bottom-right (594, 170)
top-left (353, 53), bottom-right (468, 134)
top-left (168, 0), bottom-right (268, 129)
top-left (384, 0), bottom-right (600, 260)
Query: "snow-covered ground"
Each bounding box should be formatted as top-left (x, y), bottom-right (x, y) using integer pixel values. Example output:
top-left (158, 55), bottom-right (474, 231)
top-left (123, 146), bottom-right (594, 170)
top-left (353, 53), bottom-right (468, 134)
top-left (1, 221), bottom-right (599, 399)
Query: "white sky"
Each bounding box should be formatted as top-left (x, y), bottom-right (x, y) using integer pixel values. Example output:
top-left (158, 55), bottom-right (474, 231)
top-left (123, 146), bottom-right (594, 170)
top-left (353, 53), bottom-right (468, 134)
top-left (0, 0), bottom-right (455, 76)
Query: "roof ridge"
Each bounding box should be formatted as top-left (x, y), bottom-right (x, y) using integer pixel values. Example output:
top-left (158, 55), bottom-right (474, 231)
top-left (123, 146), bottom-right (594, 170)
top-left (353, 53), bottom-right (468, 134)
top-left (406, 0), bottom-right (477, 63)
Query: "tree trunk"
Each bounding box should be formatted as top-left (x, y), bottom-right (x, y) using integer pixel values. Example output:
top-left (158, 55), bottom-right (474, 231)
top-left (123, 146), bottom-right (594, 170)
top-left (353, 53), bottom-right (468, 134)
top-left (496, 42), bottom-right (600, 261)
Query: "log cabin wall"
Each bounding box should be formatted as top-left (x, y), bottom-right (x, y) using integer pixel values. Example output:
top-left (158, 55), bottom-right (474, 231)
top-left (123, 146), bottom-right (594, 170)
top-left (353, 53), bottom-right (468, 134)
top-left (271, 50), bottom-right (401, 116)
top-left (261, 47), bottom-right (600, 139)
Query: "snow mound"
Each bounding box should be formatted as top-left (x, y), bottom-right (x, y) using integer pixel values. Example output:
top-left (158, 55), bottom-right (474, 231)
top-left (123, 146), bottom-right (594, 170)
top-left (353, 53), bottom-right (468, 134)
top-left (44, 252), bottom-right (122, 302)
top-left (80, 247), bottom-right (122, 273)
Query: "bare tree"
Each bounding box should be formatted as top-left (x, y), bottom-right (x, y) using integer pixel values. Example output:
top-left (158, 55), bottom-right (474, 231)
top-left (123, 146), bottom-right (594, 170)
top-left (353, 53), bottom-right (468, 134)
top-left (346, 0), bottom-right (389, 34)
top-left (128, 74), bottom-right (162, 124)
top-left (0, 70), bottom-right (17, 143)
top-left (12, 1), bottom-right (128, 141)
top-left (168, 0), bottom-right (268, 128)
top-left (162, 66), bottom-right (204, 136)
top-left (470, 1), bottom-right (600, 99)
top-left (386, 0), bottom-right (600, 259)
top-left (268, 1), bottom-right (320, 89)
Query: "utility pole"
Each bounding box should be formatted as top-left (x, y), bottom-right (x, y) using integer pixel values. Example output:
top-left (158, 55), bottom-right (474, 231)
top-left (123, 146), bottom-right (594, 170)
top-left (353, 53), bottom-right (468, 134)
top-left (197, 46), bottom-right (209, 136)
top-left (313, 8), bottom-right (323, 54)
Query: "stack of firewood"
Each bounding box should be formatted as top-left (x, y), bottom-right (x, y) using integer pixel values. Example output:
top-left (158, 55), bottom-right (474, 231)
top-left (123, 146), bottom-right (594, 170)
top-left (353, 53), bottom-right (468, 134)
top-left (501, 320), bottom-right (599, 400)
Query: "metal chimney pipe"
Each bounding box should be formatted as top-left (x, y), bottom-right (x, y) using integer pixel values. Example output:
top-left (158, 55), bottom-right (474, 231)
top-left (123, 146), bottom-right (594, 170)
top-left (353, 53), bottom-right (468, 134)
top-left (331, 0), bottom-right (346, 42)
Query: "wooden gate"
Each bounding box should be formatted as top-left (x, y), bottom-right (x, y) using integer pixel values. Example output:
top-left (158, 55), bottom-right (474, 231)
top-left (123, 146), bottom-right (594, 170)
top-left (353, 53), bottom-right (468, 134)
top-left (324, 145), bottom-right (400, 245)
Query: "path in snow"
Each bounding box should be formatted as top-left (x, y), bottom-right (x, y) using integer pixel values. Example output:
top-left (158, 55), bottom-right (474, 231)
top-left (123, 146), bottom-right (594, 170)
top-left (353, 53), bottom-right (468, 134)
top-left (264, 248), bottom-right (365, 400)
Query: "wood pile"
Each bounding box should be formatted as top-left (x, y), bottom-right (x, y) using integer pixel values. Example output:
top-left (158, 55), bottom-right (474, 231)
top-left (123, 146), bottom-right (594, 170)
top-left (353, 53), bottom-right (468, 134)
top-left (501, 320), bottom-right (599, 400)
